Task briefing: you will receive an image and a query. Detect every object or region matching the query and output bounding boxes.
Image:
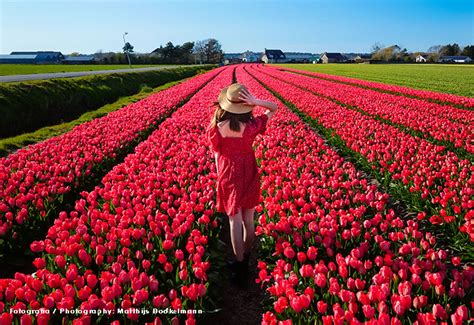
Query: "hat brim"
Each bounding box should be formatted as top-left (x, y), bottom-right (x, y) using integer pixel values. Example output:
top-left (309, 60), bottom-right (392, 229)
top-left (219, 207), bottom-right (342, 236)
top-left (218, 87), bottom-right (254, 114)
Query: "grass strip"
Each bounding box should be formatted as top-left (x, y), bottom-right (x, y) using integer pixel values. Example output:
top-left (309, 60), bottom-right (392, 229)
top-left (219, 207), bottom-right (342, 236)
top-left (0, 65), bottom-right (215, 138)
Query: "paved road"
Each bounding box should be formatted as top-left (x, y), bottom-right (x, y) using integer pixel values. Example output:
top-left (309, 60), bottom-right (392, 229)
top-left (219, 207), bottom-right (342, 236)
top-left (0, 65), bottom-right (191, 83)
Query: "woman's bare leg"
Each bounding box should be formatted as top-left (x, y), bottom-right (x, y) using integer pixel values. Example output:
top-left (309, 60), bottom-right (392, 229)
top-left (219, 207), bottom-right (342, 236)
top-left (242, 207), bottom-right (256, 254)
top-left (228, 208), bottom-right (244, 262)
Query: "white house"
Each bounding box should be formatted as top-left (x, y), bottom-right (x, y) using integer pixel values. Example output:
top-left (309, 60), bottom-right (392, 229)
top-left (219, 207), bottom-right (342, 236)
top-left (241, 51), bottom-right (260, 63)
top-left (416, 54), bottom-right (429, 63)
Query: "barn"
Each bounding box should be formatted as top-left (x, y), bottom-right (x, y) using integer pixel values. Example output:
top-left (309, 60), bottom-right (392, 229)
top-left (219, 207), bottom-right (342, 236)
top-left (438, 56), bottom-right (472, 63)
top-left (11, 51), bottom-right (64, 63)
top-left (62, 55), bottom-right (95, 64)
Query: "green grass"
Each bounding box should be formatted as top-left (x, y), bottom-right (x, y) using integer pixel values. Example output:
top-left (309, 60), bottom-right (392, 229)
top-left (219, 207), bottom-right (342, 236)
top-left (0, 78), bottom-right (187, 156)
top-left (277, 64), bottom-right (474, 97)
top-left (0, 66), bottom-right (212, 138)
top-left (0, 64), bottom-right (178, 76)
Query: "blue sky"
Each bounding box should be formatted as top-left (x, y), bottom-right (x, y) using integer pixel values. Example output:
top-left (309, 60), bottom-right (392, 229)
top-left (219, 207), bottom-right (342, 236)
top-left (1, 0), bottom-right (473, 54)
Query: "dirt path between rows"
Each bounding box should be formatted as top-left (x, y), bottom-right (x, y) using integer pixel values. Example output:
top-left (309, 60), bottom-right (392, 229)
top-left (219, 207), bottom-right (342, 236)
top-left (204, 214), bottom-right (265, 325)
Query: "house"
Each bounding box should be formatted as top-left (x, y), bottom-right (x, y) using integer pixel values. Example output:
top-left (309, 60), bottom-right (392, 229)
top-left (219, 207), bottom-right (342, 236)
top-left (283, 52), bottom-right (313, 63)
top-left (438, 56), bottom-right (472, 63)
top-left (416, 54), bottom-right (429, 63)
top-left (10, 51), bottom-right (64, 63)
top-left (261, 49), bottom-right (286, 63)
top-left (353, 54), bottom-right (372, 63)
top-left (310, 54), bottom-right (321, 63)
top-left (62, 55), bottom-right (95, 64)
top-left (342, 53), bottom-right (358, 61)
top-left (223, 53), bottom-right (242, 65)
top-left (320, 52), bottom-right (346, 63)
top-left (241, 51), bottom-right (261, 63)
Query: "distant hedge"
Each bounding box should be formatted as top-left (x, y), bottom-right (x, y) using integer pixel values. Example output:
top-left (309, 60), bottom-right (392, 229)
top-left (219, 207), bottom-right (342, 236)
top-left (0, 65), bottom-right (215, 138)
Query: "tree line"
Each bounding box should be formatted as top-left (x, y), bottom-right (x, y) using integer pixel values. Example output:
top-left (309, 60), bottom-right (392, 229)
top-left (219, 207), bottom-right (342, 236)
top-left (370, 43), bottom-right (474, 63)
top-left (93, 38), bottom-right (224, 65)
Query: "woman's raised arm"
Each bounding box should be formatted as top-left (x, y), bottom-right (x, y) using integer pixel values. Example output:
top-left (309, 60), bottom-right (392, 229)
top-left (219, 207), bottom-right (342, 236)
top-left (239, 89), bottom-right (279, 120)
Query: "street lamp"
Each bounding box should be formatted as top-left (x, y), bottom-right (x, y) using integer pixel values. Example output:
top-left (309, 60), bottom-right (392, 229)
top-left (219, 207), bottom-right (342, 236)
top-left (123, 32), bottom-right (132, 68)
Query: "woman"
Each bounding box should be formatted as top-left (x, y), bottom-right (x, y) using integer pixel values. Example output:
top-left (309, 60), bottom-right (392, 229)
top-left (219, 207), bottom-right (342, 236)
top-left (207, 83), bottom-right (278, 288)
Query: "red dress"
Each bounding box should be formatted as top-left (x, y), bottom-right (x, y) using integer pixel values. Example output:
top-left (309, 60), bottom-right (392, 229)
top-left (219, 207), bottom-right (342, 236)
top-left (207, 114), bottom-right (269, 216)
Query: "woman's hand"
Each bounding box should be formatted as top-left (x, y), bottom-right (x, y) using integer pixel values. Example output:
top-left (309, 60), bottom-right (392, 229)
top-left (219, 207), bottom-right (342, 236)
top-left (239, 89), bottom-right (259, 107)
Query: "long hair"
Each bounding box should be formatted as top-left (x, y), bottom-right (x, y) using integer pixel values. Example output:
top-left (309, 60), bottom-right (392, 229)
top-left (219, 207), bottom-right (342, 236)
top-left (209, 102), bottom-right (253, 132)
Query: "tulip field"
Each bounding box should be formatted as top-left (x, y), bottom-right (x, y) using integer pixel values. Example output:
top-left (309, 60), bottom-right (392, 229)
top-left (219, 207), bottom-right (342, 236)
top-left (0, 64), bottom-right (472, 324)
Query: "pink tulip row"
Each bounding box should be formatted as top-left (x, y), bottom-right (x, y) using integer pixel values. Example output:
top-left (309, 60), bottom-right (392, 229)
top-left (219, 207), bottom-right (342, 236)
top-left (247, 66), bottom-right (474, 244)
top-left (0, 67), bottom-right (234, 324)
top-left (0, 67), bottom-right (223, 251)
top-left (235, 66), bottom-right (473, 324)
top-left (259, 65), bottom-right (474, 154)
top-left (278, 66), bottom-right (474, 108)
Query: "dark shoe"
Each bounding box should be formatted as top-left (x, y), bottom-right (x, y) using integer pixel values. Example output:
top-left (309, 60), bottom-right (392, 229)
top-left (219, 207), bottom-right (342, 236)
top-left (226, 258), bottom-right (239, 272)
top-left (227, 252), bottom-right (250, 271)
top-left (230, 260), bottom-right (248, 289)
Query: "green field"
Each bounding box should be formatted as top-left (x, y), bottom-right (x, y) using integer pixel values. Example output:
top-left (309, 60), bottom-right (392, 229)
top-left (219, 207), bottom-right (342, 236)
top-left (0, 64), bottom-right (175, 76)
top-left (278, 64), bottom-right (474, 97)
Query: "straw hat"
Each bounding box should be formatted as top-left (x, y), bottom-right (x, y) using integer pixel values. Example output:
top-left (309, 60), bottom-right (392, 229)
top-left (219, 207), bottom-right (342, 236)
top-left (218, 83), bottom-right (254, 114)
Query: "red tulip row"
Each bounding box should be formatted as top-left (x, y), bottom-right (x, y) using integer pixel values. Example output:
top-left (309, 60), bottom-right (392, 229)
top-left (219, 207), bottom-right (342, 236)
top-left (235, 66), bottom-right (473, 324)
top-left (0, 67), bottom-right (223, 255)
top-left (278, 66), bottom-right (474, 109)
top-left (246, 66), bottom-right (474, 246)
top-left (259, 65), bottom-right (474, 154)
top-left (0, 67), bottom-right (234, 324)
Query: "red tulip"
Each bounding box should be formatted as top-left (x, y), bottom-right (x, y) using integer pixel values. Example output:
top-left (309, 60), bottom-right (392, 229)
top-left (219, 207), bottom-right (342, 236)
top-left (317, 300), bottom-right (328, 314)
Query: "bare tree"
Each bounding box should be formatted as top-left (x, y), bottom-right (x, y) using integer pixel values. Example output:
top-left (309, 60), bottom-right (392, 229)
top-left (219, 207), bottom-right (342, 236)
top-left (193, 40), bottom-right (206, 64)
top-left (427, 45), bottom-right (442, 53)
top-left (370, 42), bottom-right (384, 54)
top-left (193, 38), bottom-right (224, 64)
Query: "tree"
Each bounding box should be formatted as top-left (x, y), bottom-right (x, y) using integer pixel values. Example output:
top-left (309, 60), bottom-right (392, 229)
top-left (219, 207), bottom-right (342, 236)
top-left (205, 39), bottom-right (224, 63)
top-left (439, 43), bottom-right (461, 56)
top-left (179, 41), bottom-right (195, 64)
top-left (428, 53), bottom-right (440, 63)
top-left (370, 42), bottom-right (384, 54)
top-left (123, 42), bottom-right (134, 54)
top-left (193, 39), bottom-right (207, 64)
top-left (193, 38), bottom-right (224, 64)
top-left (156, 42), bottom-right (176, 63)
top-left (122, 42), bottom-right (134, 65)
top-left (150, 41), bottom-right (195, 64)
top-left (427, 45), bottom-right (442, 54)
top-left (461, 45), bottom-right (474, 58)
top-left (371, 44), bottom-right (405, 62)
